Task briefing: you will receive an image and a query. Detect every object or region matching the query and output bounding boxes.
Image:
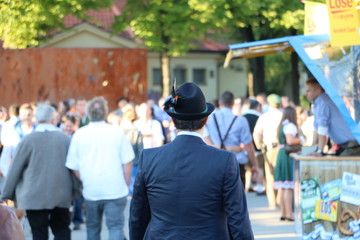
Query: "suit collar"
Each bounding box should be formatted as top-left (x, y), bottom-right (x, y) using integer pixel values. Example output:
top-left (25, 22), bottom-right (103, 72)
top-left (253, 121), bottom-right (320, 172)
top-left (173, 134), bottom-right (206, 145)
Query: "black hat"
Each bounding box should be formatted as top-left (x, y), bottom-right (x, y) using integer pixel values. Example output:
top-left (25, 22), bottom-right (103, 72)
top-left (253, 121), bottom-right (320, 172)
top-left (164, 81), bottom-right (215, 120)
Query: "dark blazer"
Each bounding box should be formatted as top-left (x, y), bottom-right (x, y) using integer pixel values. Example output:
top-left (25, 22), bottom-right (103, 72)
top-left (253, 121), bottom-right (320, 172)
top-left (130, 134), bottom-right (254, 240)
top-left (243, 113), bottom-right (260, 151)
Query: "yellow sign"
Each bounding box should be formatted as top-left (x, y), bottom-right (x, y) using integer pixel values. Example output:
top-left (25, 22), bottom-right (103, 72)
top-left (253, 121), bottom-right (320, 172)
top-left (305, 1), bottom-right (330, 35)
top-left (314, 200), bottom-right (338, 222)
top-left (326, 0), bottom-right (360, 46)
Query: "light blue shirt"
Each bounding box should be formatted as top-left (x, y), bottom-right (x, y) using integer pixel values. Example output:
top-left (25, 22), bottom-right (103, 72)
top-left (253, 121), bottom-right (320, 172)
top-left (205, 107), bottom-right (252, 147)
top-left (314, 93), bottom-right (356, 144)
top-left (205, 108), bottom-right (252, 164)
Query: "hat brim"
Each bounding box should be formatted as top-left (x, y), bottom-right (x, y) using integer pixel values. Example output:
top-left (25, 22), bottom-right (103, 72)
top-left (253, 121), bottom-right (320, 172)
top-left (164, 103), bottom-right (215, 120)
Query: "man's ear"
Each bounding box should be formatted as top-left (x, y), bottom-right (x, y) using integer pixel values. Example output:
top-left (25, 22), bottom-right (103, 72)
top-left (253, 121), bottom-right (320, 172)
top-left (50, 114), bottom-right (58, 126)
top-left (204, 117), bottom-right (209, 125)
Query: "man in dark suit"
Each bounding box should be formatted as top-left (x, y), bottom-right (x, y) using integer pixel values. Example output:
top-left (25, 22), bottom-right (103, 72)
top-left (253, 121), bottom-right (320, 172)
top-left (130, 82), bottom-right (254, 240)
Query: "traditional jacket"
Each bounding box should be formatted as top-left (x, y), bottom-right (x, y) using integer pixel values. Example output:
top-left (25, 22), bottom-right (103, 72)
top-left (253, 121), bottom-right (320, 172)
top-left (130, 133), bottom-right (254, 240)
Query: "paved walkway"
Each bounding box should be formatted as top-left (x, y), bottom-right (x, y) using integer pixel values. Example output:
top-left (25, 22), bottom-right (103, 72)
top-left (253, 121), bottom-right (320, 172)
top-left (247, 192), bottom-right (300, 240)
top-left (21, 192), bottom-right (300, 239)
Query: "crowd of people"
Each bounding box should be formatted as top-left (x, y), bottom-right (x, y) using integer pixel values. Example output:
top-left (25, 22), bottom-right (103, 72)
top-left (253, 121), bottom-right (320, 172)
top-left (0, 77), bottom-right (359, 239)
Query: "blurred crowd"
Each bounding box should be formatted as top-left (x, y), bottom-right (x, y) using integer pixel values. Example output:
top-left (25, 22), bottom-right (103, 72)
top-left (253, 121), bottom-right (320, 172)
top-left (0, 89), bottom-right (323, 238)
top-left (0, 92), bottom-right (317, 187)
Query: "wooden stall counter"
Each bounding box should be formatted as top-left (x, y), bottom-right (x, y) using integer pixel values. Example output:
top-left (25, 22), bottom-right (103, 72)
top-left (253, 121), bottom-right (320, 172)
top-left (291, 154), bottom-right (360, 240)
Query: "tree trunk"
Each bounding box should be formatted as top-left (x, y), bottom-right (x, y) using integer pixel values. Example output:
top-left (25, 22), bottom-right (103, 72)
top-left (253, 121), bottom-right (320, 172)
top-left (249, 57), bottom-right (265, 95)
top-left (160, 52), bottom-right (171, 97)
top-left (159, 15), bottom-right (171, 98)
top-left (248, 72), bottom-right (254, 97)
top-left (290, 52), bottom-right (300, 105)
top-left (239, 26), bottom-right (266, 95)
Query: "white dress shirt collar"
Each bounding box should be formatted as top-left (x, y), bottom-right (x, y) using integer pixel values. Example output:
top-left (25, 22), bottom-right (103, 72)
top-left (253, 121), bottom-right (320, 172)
top-left (89, 121), bottom-right (106, 125)
top-left (177, 130), bottom-right (203, 139)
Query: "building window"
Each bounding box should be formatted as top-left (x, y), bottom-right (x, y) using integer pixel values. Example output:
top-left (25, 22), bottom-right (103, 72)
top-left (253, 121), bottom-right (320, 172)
top-left (174, 68), bottom-right (186, 85)
top-left (193, 68), bottom-right (206, 85)
top-left (153, 68), bottom-right (161, 86)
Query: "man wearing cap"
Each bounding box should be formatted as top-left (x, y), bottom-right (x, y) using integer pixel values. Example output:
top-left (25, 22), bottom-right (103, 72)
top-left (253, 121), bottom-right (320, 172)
top-left (305, 78), bottom-right (360, 156)
top-left (253, 93), bottom-right (283, 209)
top-left (130, 82), bottom-right (254, 240)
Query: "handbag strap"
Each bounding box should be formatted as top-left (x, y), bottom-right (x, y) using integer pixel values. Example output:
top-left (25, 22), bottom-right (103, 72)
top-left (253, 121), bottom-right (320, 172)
top-left (213, 114), bottom-right (237, 149)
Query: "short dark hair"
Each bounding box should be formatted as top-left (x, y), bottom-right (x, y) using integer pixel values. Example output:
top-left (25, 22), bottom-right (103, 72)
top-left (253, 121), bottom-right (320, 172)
top-left (172, 117), bottom-right (207, 131)
top-left (306, 78), bottom-right (323, 89)
top-left (9, 104), bottom-right (19, 116)
top-left (62, 114), bottom-right (77, 124)
top-left (220, 91), bottom-right (234, 107)
top-left (244, 99), bottom-right (260, 110)
top-left (62, 100), bottom-right (71, 112)
top-left (211, 99), bottom-right (219, 108)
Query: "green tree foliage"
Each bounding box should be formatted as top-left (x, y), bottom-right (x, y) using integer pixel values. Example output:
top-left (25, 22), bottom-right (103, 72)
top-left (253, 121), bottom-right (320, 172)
top-left (0, 0), bottom-right (114, 49)
top-left (190, 0), bottom-right (305, 96)
top-left (265, 53), bottom-right (290, 95)
top-left (1, 0), bottom-right (308, 99)
top-left (112, 0), bottom-right (211, 96)
top-left (310, 0), bottom-right (326, 3)
top-left (113, 0), bottom-right (210, 56)
top-left (113, 0), bottom-right (305, 96)
top-left (190, 0), bottom-right (304, 38)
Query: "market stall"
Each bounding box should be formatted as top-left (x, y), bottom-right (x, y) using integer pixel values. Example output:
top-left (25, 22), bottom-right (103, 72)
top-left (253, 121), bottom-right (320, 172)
top-left (227, 34), bottom-right (360, 239)
top-left (227, 34), bottom-right (360, 141)
top-left (292, 154), bottom-right (360, 239)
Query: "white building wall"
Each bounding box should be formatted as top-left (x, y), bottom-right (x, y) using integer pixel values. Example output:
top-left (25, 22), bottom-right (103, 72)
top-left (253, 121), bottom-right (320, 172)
top-left (218, 58), bottom-right (247, 98)
top-left (147, 53), bottom-right (220, 101)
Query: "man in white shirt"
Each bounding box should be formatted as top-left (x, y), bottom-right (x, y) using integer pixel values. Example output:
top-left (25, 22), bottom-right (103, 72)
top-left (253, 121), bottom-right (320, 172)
top-left (253, 94), bottom-right (283, 209)
top-left (66, 96), bottom-right (134, 240)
